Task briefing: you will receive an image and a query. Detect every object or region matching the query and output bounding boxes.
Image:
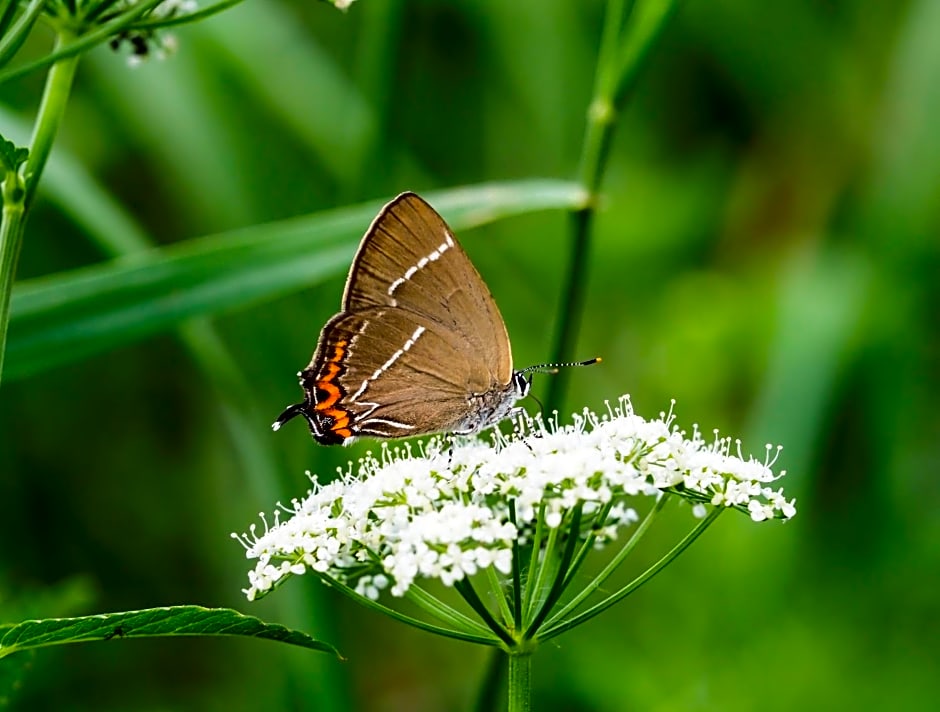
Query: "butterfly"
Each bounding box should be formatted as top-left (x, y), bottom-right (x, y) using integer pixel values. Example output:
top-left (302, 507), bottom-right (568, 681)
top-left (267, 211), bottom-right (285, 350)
top-left (273, 192), bottom-right (597, 444)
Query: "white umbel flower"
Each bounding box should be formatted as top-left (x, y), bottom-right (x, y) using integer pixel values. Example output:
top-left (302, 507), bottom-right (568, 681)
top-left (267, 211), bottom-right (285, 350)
top-left (235, 396), bottom-right (795, 601)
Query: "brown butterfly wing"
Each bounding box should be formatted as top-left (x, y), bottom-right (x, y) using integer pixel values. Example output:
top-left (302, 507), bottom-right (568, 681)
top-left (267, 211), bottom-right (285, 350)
top-left (278, 192), bottom-right (518, 445)
top-left (302, 307), bottom-right (492, 440)
top-left (341, 193), bottom-right (513, 385)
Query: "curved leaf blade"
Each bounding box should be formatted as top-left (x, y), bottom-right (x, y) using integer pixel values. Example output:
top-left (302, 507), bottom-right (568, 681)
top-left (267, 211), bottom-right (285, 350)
top-left (6, 179), bottom-right (586, 379)
top-left (0, 605), bottom-right (340, 659)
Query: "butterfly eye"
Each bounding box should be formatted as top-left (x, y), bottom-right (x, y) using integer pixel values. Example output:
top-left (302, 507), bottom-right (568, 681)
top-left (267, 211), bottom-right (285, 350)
top-left (315, 386), bottom-right (332, 403)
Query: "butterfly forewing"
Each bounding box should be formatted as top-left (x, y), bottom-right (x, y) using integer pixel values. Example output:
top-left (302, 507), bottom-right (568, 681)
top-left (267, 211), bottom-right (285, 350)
top-left (342, 193), bottom-right (513, 384)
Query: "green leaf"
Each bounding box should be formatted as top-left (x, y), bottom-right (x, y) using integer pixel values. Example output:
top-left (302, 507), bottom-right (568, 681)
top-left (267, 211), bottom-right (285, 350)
top-left (6, 179), bottom-right (586, 379)
top-left (0, 134), bottom-right (27, 173)
top-left (0, 605), bottom-right (340, 660)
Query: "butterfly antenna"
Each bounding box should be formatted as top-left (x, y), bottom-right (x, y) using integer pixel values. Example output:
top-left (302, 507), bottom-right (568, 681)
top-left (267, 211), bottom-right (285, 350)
top-left (518, 356), bottom-right (601, 376)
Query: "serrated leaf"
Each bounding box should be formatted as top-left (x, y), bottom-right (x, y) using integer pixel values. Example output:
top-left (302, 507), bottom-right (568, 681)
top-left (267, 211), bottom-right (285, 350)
top-left (6, 179), bottom-right (586, 379)
top-left (0, 135), bottom-right (27, 173)
top-left (0, 605), bottom-right (340, 660)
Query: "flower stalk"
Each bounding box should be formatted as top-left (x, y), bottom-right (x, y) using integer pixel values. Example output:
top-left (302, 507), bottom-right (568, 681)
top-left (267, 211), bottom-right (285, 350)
top-left (0, 29), bottom-right (79, 385)
top-left (508, 651), bottom-right (532, 712)
top-left (547, 0), bottom-right (684, 411)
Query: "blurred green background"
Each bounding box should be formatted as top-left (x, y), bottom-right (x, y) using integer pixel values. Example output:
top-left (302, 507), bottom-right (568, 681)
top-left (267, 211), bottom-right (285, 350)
top-left (2, 0), bottom-right (938, 709)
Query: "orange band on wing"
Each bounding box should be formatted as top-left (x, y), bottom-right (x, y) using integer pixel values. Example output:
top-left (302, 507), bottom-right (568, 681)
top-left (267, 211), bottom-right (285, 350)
top-left (312, 340), bottom-right (355, 439)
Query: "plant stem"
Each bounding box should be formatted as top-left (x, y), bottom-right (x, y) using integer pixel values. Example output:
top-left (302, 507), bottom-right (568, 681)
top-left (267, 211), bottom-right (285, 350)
top-left (545, 495), bottom-right (666, 628)
top-left (545, 0), bottom-right (629, 412)
top-left (546, 0), bottom-right (682, 412)
top-left (507, 651), bottom-right (532, 712)
top-left (23, 32), bottom-right (80, 207)
top-left (0, 184), bottom-right (24, 385)
top-left (540, 504), bottom-right (723, 641)
top-left (0, 30), bottom-right (79, 387)
top-left (321, 573), bottom-right (499, 646)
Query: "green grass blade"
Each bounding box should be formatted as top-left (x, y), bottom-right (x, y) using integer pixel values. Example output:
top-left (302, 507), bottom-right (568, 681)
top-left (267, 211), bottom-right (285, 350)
top-left (6, 179), bottom-right (585, 379)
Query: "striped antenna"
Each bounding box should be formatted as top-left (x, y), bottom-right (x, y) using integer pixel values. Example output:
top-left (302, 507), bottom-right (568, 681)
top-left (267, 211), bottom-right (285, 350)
top-left (518, 357), bottom-right (601, 375)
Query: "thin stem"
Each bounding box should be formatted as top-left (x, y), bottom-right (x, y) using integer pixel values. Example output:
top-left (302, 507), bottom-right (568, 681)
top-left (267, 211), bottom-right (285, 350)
top-left (454, 578), bottom-right (516, 650)
top-left (523, 515), bottom-right (561, 628)
top-left (509, 500), bottom-right (523, 631)
top-left (524, 504), bottom-right (583, 639)
top-left (544, 207), bottom-right (594, 412)
top-left (406, 584), bottom-right (493, 637)
top-left (320, 574), bottom-right (499, 646)
top-left (544, 496), bottom-right (666, 628)
top-left (520, 502), bottom-right (547, 617)
top-left (0, 183), bottom-right (23, 385)
top-left (0, 30), bottom-right (80, 387)
top-left (561, 500), bottom-right (615, 589)
top-left (485, 564), bottom-right (514, 628)
top-left (539, 505), bottom-right (723, 641)
top-left (0, 0), bottom-right (46, 68)
top-left (545, 0), bottom-right (682, 412)
top-left (507, 651), bottom-right (533, 712)
top-left (23, 32), bottom-right (80, 207)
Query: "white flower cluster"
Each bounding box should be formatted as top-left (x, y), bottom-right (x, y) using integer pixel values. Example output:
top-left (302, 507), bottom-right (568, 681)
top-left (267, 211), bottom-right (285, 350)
top-left (235, 396), bottom-right (795, 601)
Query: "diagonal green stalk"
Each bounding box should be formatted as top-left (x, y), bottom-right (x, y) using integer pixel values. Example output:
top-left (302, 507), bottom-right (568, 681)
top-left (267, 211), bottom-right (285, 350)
top-left (128, 0), bottom-right (245, 31)
top-left (321, 574), bottom-right (500, 646)
top-left (524, 504), bottom-right (583, 639)
top-left (0, 0), bottom-right (46, 67)
top-left (539, 505), bottom-right (723, 641)
top-left (486, 564), bottom-right (514, 627)
top-left (520, 501), bottom-right (547, 618)
top-left (406, 584), bottom-right (494, 637)
top-left (560, 500), bottom-right (615, 590)
top-left (545, 0), bottom-right (683, 412)
top-left (23, 29), bottom-right (80, 204)
top-left (0, 30), bottom-right (79, 387)
top-left (0, 176), bottom-right (24, 386)
top-left (523, 511), bottom-right (562, 628)
top-left (509, 500), bottom-right (524, 630)
top-left (454, 577), bottom-right (516, 649)
top-left (543, 495), bottom-right (666, 628)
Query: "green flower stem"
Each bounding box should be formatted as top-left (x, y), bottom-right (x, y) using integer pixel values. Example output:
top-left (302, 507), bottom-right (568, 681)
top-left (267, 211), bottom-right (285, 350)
top-left (454, 577), bottom-right (516, 649)
top-left (540, 504), bottom-right (723, 642)
top-left (524, 504), bottom-right (583, 639)
top-left (485, 564), bottom-right (514, 627)
top-left (507, 651), bottom-right (533, 712)
top-left (520, 502), bottom-right (547, 617)
top-left (406, 584), bottom-right (494, 637)
top-left (0, 0), bottom-right (46, 68)
top-left (128, 0), bottom-right (245, 31)
top-left (22, 30), bottom-right (81, 206)
top-left (0, 30), bottom-right (79, 386)
top-left (561, 500), bottom-right (615, 589)
top-left (0, 179), bottom-right (24, 385)
top-left (546, 0), bottom-right (682, 411)
top-left (320, 574), bottom-right (499, 646)
top-left (523, 517), bottom-right (561, 627)
top-left (542, 495), bottom-right (666, 629)
top-left (509, 500), bottom-right (524, 630)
